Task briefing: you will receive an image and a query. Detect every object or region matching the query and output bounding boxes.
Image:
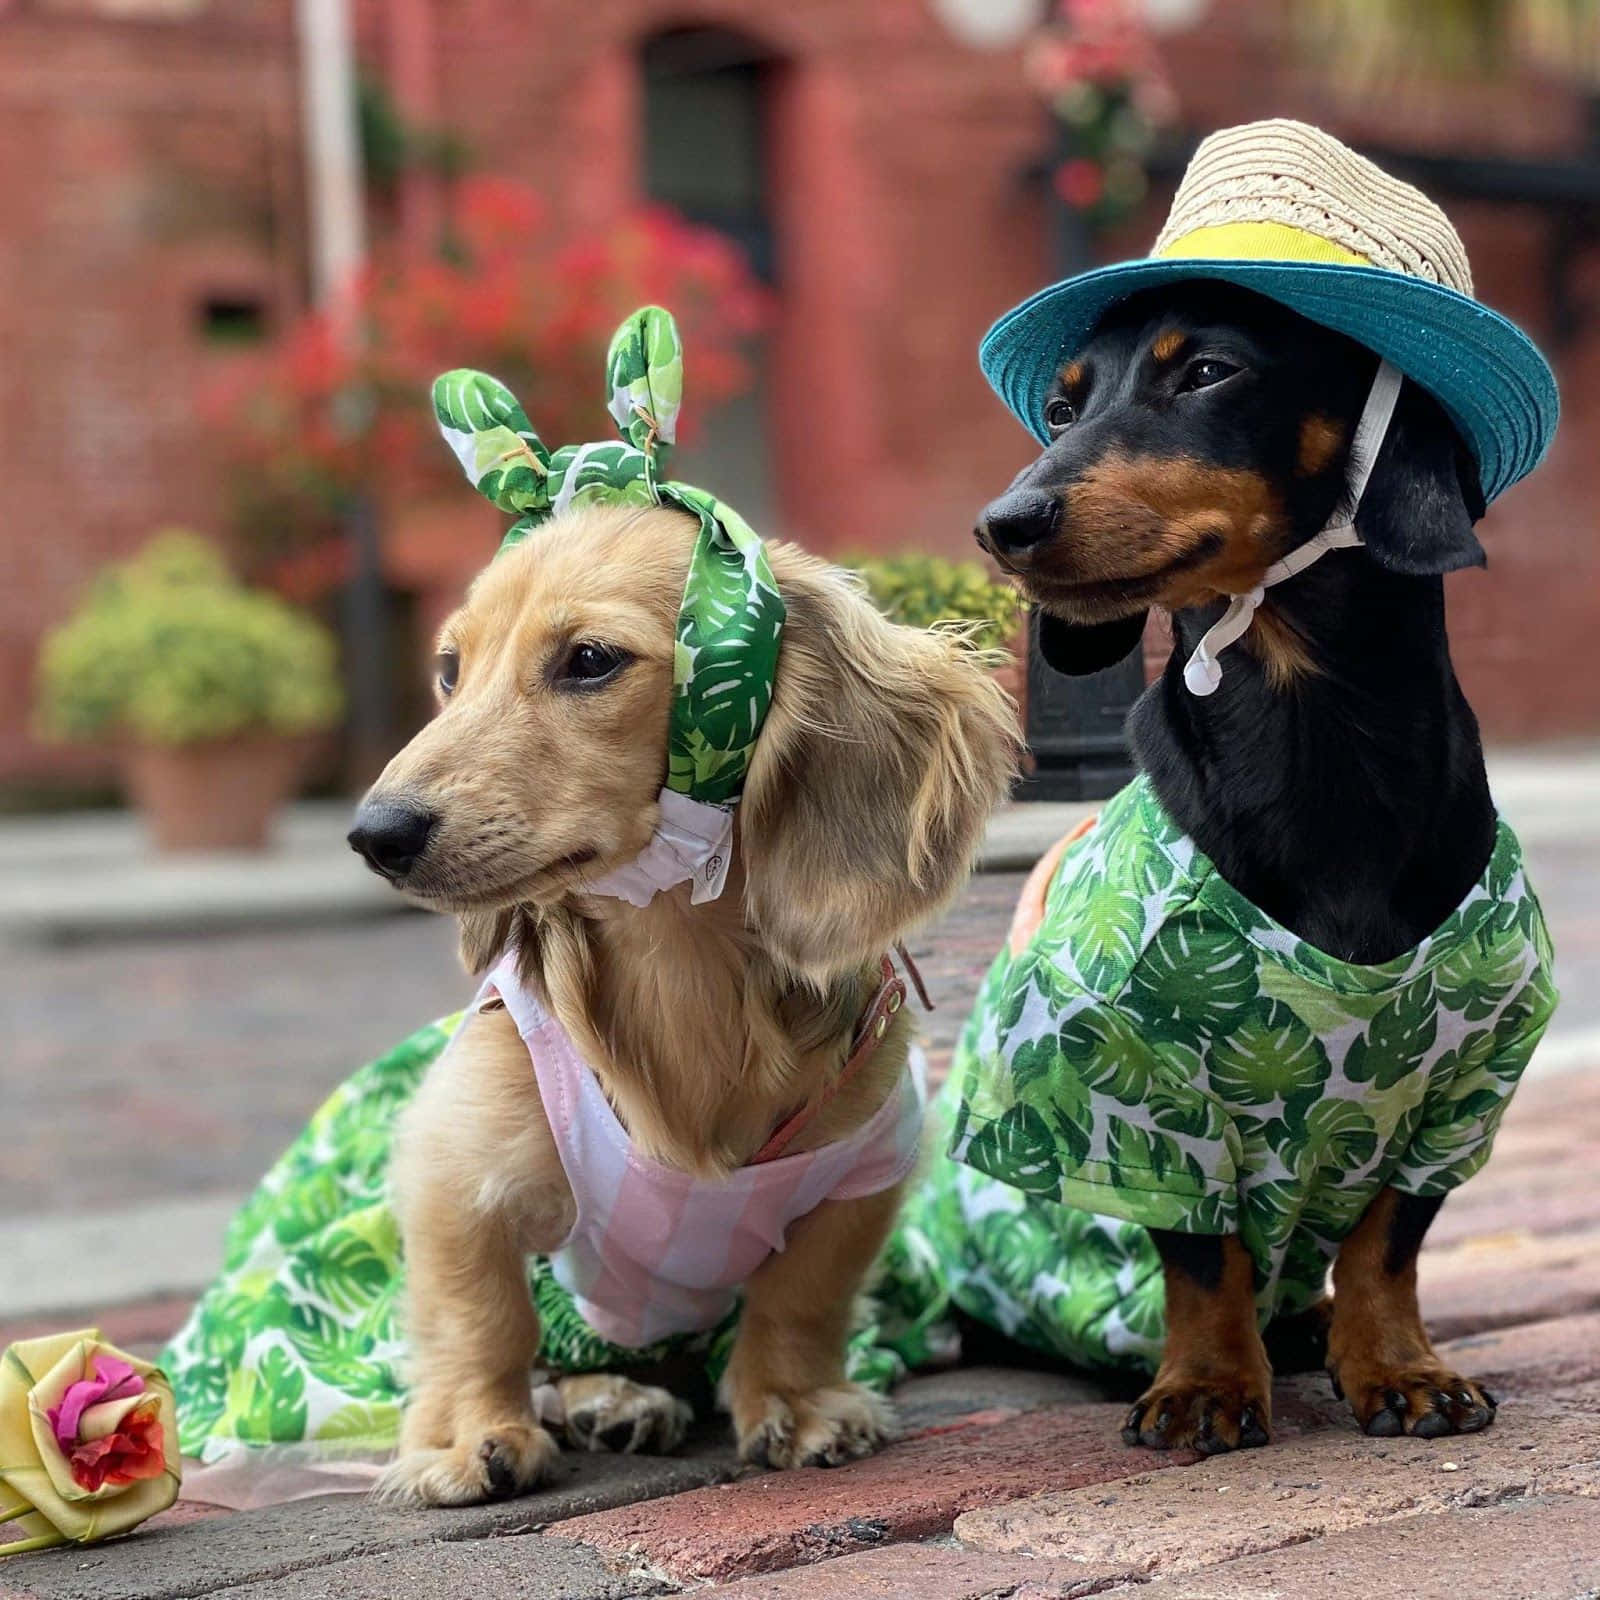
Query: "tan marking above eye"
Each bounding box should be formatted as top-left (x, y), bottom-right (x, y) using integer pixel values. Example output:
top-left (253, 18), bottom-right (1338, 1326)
top-left (1151, 328), bottom-right (1188, 363)
top-left (1059, 359), bottom-right (1086, 391)
top-left (1297, 414), bottom-right (1346, 475)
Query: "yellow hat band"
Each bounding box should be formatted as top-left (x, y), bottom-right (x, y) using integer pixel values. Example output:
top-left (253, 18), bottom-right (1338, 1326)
top-left (1157, 221), bottom-right (1371, 269)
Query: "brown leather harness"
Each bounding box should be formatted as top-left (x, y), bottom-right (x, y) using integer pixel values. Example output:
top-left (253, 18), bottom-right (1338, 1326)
top-left (749, 944), bottom-right (931, 1165)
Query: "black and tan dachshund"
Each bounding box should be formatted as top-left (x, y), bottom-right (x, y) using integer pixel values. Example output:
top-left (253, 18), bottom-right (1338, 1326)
top-left (976, 281), bottom-right (1504, 1450)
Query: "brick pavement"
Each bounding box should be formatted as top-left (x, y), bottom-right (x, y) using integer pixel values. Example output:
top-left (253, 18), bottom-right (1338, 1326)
top-left (3, 1056), bottom-right (1597, 1596)
top-left (3, 794), bottom-right (1600, 1595)
top-left (0, 873), bottom-right (1025, 1221)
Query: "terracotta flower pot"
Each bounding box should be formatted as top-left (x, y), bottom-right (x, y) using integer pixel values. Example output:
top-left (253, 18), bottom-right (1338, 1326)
top-left (119, 735), bottom-right (315, 853)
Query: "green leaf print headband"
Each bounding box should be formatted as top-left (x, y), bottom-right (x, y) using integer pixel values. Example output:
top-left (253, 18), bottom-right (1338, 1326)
top-left (432, 306), bottom-right (786, 908)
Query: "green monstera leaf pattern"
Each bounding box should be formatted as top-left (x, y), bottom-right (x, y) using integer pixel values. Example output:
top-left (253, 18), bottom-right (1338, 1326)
top-left (606, 305), bottom-right (683, 463)
top-left (161, 779), bottom-right (1557, 1455)
top-left (430, 308), bottom-right (783, 808)
top-left (960, 1103), bottom-right (1062, 1196)
top-left (661, 488), bottom-right (784, 805)
top-left (925, 777), bottom-right (1558, 1371)
top-left (433, 369), bottom-right (550, 515)
top-left (163, 1010), bottom-right (904, 1464)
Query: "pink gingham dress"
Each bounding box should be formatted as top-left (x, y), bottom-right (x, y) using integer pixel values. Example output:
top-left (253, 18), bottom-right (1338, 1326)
top-left (484, 950), bottom-right (927, 1350)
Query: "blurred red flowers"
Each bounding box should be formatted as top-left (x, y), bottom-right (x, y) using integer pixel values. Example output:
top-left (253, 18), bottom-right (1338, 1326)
top-left (207, 176), bottom-right (769, 580)
top-left (1027, 0), bottom-right (1179, 230)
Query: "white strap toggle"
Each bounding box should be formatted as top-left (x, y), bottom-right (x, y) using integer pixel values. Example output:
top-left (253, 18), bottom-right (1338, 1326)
top-left (1182, 359), bottom-right (1404, 697)
top-left (580, 786), bottom-right (735, 907)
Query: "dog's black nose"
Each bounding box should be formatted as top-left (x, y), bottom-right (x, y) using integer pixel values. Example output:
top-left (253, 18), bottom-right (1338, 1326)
top-left (978, 490), bottom-right (1061, 555)
top-left (348, 798), bottom-right (436, 880)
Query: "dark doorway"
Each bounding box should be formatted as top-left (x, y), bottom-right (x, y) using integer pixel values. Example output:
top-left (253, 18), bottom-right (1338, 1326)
top-left (640, 26), bottom-right (778, 528)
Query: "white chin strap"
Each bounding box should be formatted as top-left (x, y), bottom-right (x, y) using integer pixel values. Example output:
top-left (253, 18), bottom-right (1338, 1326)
top-left (580, 787), bottom-right (736, 908)
top-left (1182, 359), bottom-right (1405, 697)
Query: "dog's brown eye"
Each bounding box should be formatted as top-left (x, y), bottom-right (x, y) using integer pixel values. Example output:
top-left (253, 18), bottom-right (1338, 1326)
top-left (1045, 397), bottom-right (1075, 430)
top-left (560, 642), bottom-right (630, 686)
top-left (1179, 358), bottom-right (1240, 393)
top-left (436, 650), bottom-right (460, 695)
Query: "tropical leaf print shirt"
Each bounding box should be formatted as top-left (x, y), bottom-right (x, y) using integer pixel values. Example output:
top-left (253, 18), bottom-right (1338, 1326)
top-left (949, 776), bottom-right (1557, 1314)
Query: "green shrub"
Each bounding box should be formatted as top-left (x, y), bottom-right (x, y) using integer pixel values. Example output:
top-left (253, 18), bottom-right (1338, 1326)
top-left (846, 553), bottom-right (1025, 651)
top-left (36, 531), bottom-right (345, 747)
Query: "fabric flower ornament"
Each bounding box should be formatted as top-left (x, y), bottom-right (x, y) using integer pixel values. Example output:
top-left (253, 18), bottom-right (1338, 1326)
top-left (0, 1330), bottom-right (180, 1558)
top-left (431, 306), bottom-right (786, 906)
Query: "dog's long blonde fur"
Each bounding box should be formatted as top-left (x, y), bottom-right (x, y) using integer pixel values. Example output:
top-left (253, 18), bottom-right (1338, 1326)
top-left (368, 505), bottom-right (1019, 1504)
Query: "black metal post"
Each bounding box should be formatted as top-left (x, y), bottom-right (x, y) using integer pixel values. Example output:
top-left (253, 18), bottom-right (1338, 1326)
top-left (339, 491), bottom-right (390, 788)
top-left (1019, 610), bottom-right (1143, 800)
top-left (1019, 152), bottom-right (1145, 801)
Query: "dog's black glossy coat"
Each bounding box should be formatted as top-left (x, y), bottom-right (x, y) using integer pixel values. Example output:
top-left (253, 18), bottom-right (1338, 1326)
top-left (979, 282), bottom-right (1507, 1357)
top-left (1001, 283), bottom-right (1497, 967)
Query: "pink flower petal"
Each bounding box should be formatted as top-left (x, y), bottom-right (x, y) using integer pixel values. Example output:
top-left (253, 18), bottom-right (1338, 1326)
top-left (46, 1355), bottom-right (144, 1454)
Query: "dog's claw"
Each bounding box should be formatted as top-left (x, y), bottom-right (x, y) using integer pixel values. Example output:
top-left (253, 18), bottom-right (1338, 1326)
top-left (1194, 1405), bottom-right (1233, 1456)
top-left (1238, 1405), bottom-right (1269, 1449)
top-left (479, 1438), bottom-right (521, 1498)
top-left (1121, 1405), bottom-right (1144, 1446)
top-left (1364, 1403), bottom-right (1405, 1437)
top-left (733, 1384), bottom-right (891, 1472)
top-left (1412, 1406), bottom-right (1453, 1439)
top-left (558, 1375), bottom-right (692, 1458)
top-left (1124, 1375), bottom-right (1271, 1454)
top-left (598, 1420), bottom-right (637, 1453)
top-left (1345, 1368), bottom-right (1495, 1439)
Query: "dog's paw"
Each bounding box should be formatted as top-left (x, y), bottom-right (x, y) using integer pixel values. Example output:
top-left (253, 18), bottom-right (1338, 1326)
top-left (1122, 1373), bottom-right (1271, 1455)
top-left (1329, 1361), bottom-right (1496, 1438)
top-left (736, 1383), bottom-right (894, 1471)
top-left (376, 1422), bottom-right (560, 1507)
top-left (559, 1374), bottom-right (693, 1455)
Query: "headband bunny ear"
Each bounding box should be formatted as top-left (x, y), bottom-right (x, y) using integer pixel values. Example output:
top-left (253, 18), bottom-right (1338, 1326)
top-left (433, 370), bottom-right (552, 517)
top-left (605, 305), bottom-right (682, 473)
top-left (427, 307), bottom-right (784, 828)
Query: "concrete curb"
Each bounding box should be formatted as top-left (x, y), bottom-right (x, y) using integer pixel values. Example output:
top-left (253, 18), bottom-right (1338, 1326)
top-left (0, 1194), bottom-right (245, 1321)
top-left (2, 745), bottom-right (1595, 943)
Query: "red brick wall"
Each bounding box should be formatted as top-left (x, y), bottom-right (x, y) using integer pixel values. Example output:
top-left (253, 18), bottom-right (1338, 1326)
top-left (0, 3), bottom-right (303, 787)
top-left (1, 0), bottom-right (1596, 789)
top-left (406, 0), bottom-right (1053, 556)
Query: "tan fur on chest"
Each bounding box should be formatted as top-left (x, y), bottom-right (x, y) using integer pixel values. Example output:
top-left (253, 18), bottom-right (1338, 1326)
top-left (367, 502), bottom-right (1019, 1505)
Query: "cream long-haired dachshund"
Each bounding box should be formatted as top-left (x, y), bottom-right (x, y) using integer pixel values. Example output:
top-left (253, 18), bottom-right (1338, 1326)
top-left (347, 502), bottom-right (1018, 1506)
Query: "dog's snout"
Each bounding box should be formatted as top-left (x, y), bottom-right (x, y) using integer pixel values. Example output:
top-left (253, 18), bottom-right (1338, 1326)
top-left (349, 797), bottom-right (437, 880)
top-left (977, 490), bottom-right (1062, 557)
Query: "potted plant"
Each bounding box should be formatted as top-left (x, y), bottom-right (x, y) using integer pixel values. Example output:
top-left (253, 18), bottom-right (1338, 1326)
top-left (35, 531), bottom-right (345, 851)
top-left (848, 553), bottom-right (1029, 716)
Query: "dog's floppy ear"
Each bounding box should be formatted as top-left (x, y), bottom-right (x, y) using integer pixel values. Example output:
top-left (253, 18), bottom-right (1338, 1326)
top-left (1355, 379), bottom-right (1487, 576)
top-left (739, 550), bottom-right (1022, 987)
top-left (1035, 609), bottom-right (1149, 676)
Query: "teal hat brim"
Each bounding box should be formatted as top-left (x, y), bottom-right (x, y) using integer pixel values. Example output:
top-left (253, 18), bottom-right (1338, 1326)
top-left (979, 259), bottom-right (1559, 504)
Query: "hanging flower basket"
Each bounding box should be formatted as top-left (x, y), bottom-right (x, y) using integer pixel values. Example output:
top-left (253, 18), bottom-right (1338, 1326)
top-left (1027, 0), bottom-right (1181, 233)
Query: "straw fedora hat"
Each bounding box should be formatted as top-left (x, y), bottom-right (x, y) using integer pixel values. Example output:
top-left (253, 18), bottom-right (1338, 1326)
top-left (980, 119), bottom-right (1558, 503)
